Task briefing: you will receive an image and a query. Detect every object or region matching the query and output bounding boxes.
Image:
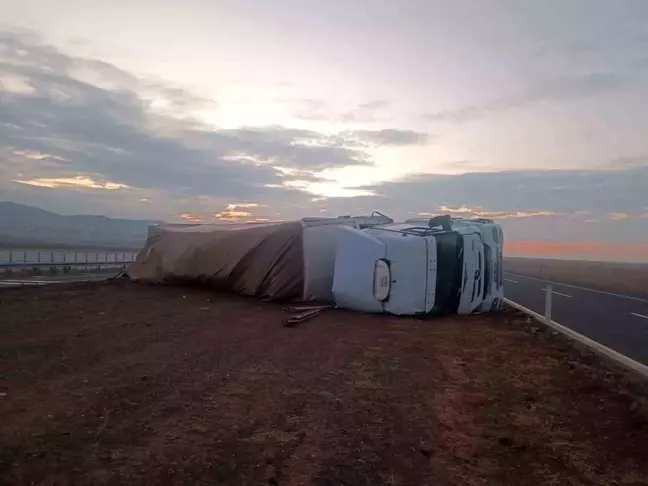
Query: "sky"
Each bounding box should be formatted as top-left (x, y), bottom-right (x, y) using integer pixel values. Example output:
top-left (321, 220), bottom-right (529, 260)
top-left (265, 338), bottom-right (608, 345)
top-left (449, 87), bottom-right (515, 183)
top-left (0, 0), bottom-right (647, 260)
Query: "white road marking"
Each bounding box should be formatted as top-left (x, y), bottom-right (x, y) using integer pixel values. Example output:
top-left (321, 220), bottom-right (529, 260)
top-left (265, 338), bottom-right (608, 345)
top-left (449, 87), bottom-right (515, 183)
top-left (542, 288), bottom-right (572, 298)
top-left (504, 278), bottom-right (518, 284)
top-left (505, 272), bottom-right (648, 303)
top-left (631, 313), bottom-right (648, 320)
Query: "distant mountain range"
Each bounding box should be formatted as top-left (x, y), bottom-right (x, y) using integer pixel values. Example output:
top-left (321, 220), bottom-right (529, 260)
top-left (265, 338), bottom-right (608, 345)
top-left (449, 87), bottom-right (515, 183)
top-left (0, 202), bottom-right (161, 249)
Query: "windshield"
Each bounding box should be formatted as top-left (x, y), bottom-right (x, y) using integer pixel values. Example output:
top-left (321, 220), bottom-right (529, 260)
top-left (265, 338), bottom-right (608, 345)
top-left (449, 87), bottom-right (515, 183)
top-left (428, 232), bottom-right (463, 314)
top-left (483, 245), bottom-right (492, 298)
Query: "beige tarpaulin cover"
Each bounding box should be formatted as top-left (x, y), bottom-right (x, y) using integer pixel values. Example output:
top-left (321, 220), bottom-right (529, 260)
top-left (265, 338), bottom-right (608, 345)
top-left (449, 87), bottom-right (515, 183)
top-left (127, 222), bottom-right (304, 300)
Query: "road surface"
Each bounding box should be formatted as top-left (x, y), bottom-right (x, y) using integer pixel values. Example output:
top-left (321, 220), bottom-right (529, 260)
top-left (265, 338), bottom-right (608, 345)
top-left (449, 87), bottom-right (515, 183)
top-left (505, 272), bottom-right (648, 366)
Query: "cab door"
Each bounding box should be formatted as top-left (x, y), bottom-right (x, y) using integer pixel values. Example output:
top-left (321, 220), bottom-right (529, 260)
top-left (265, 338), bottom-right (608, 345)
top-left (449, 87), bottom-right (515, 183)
top-left (383, 236), bottom-right (429, 315)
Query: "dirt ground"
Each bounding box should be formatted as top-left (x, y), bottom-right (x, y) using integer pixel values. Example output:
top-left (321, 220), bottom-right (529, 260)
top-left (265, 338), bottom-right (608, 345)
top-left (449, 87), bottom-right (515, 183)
top-left (1, 281), bottom-right (648, 485)
top-left (505, 257), bottom-right (648, 298)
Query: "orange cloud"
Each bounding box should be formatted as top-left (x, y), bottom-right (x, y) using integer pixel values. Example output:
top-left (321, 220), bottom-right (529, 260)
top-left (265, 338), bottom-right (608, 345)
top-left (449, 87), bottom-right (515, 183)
top-left (505, 241), bottom-right (648, 260)
top-left (608, 212), bottom-right (630, 221)
top-left (225, 203), bottom-right (263, 210)
top-left (13, 149), bottom-right (66, 161)
top-left (13, 175), bottom-right (129, 190)
top-left (180, 213), bottom-right (202, 222)
top-left (214, 210), bottom-right (253, 221)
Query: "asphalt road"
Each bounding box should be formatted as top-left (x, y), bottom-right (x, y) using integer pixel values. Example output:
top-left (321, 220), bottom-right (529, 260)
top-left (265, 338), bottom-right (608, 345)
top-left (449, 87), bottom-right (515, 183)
top-left (505, 272), bottom-right (648, 366)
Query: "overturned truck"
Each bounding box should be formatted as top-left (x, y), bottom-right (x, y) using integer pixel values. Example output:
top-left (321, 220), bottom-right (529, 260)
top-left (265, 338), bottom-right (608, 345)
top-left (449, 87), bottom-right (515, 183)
top-left (127, 215), bottom-right (392, 303)
top-left (127, 214), bottom-right (504, 316)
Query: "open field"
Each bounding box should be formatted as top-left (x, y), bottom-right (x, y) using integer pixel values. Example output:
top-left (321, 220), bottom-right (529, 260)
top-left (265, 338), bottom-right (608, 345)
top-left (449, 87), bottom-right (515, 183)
top-left (1, 282), bottom-right (648, 485)
top-left (505, 257), bottom-right (648, 298)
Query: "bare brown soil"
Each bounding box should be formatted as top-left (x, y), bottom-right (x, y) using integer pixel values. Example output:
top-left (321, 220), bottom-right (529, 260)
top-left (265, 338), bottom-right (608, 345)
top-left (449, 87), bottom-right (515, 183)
top-left (1, 281), bottom-right (648, 485)
top-left (505, 257), bottom-right (648, 298)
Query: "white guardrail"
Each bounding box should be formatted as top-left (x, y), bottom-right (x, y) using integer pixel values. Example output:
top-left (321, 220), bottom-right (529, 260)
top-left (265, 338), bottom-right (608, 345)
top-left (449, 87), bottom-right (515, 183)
top-left (505, 284), bottom-right (648, 379)
top-left (0, 250), bottom-right (137, 269)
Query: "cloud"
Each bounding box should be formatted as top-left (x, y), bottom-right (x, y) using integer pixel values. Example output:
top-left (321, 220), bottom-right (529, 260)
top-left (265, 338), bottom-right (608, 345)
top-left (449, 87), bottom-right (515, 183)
top-left (364, 168), bottom-right (648, 216)
top-left (293, 98), bottom-right (393, 123)
top-left (225, 203), bottom-right (264, 211)
top-left (0, 30), bottom-right (426, 219)
top-left (346, 129), bottom-right (429, 146)
top-left (420, 205), bottom-right (560, 219)
top-left (213, 210), bottom-right (253, 221)
top-left (424, 73), bottom-right (623, 123)
top-left (346, 167), bottom-right (647, 245)
top-left (180, 213), bottom-right (202, 223)
top-left (12, 149), bottom-right (66, 161)
top-left (142, 81), bottom-right (217, 115)
top-left (338, 100), bottom-right (392, 123)
top-left (1, 30), bottom-right (645, 248)
top-left (608, 156), bottom-right (648, 169)
top-left (13, 175), bottom-right (130, 190)
top-left (0, 72), bottom-right (35, 94)
top-left (357, 100), bottom-right (390, 111)
top-left (609, 212), bottom-right (630, 221)
top-left (177, 204), bottom-right (278, 224)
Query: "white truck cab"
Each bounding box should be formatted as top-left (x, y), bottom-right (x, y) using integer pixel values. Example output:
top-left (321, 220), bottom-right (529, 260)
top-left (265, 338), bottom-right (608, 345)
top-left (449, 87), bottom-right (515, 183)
top-left (452, 218), bottom-right (504, 311)
top-left (333, 216), bottom-right (486, 315)
top-left (406, 217), bottom-right (504, 312)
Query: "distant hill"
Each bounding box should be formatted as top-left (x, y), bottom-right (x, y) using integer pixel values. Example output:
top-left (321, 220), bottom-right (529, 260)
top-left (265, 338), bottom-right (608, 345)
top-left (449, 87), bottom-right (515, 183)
top-left (0, 202), bottom-right (161, 249)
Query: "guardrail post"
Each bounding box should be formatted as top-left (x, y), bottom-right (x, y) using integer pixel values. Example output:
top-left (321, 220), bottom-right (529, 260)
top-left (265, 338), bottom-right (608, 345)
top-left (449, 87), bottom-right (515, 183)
top-left (544, 284), bottom-right (553, 325)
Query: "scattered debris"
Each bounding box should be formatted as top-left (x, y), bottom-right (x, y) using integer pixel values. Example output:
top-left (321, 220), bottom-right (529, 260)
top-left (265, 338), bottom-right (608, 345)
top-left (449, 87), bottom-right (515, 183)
top-left (285, 304), bottom-right (331, 313)
top-left (283, 308), bottom-right (328, 327)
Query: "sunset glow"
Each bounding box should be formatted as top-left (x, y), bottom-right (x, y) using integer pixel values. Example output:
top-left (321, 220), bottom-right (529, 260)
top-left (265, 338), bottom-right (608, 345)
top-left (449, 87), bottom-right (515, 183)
top-left (505, 241), bottom-right (648, 261)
